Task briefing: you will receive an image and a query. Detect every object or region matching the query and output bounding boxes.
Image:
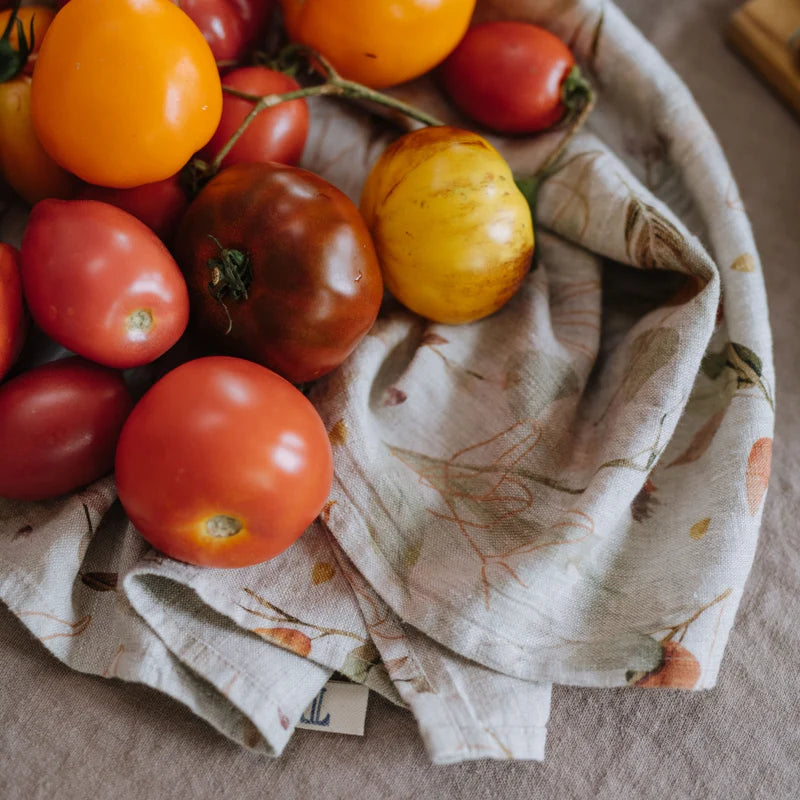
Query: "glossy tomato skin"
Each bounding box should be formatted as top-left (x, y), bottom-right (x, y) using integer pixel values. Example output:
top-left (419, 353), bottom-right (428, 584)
top-left (115, 356), bottom-right (333, 568)
top-left (21, 199), bottom-right (189, 368)
top-left (175, 162), bottom-right (383, 384)
top-left (0, 244), bottom-right (27, 380)
top-left (31, 0), bottom-right (222, 188)
top-left (280, 0), bottom-right (476, 89)
top-left (76, 175), bottom-right (189, 244)
top-left (201, 67), bottom-right (309, 168)
top-left (0, 76), bottom-right (76, 204)
top-left (360, 126), bottom-right (533, 324)
top-left (440, 22), bottom-right (576, 134)
top-left (0, 357), bottom-right (133, 500)
top-left (179, 0), bottom-right (247, 63)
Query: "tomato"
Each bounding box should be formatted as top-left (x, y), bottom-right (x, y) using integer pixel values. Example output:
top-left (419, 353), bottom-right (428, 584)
top-left (0, 5), bottom-right (56, 76)
top-left (31, 0), bottom-right (222, 188)
top-left (76, 175), bottom-right (189, 244)
top-left (0, 243), bottom-right (26, 380)
top-left (115, 356), bottom-right (333, 568)
top-left (279, 0), bottom-right (476, 89)
top-left (0, 357), bottom-right (133, 500)
top-left (441, 22), bottom-right (578, 134)
top-left (0, 4), bottom-right (75, 204)
top-left (360, 126), bottom-right (533, 324)
top-left (179, 0), bottom-right (247, 64)
top-left (21, 199), bottom-right (189, 368)
top-left (201, 67), bottom-right (308, 168)
top-left (175, 162), bottom-right (383, 383)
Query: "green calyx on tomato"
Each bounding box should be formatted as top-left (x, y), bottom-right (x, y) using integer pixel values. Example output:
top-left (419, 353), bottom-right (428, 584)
top-left (0, 0), bottom-right (33, 83)
top-left (206, 234), bottom-right (252, 334)
top-left (561, 65), bottom-right (593, 118)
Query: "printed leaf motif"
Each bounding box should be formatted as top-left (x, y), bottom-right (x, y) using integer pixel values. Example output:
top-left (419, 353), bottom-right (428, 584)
top-left (633, 641), bottom-right (701, 688)
top-left (320, 499), bottom-right (337, 524)
top-left (668, 409), bottom-right (726, 467)
top-left (12, 524), bottom-right (33, 541)
top-left (421, 332), bottom-right (449, 347)
top-left (253, 627), bottom-right (312, 658)
top-left (328, 419), bottom-right (348, 447)
top-left (730, 253), bottom-right (755, 273)
top-left (504, 350), bottom-right (581, 414)
top-left (621, 327), bottom-right (680, 402)
top-left (624, 197), bottom-right (688, 272)
top-left (701, 350), bottom-right (728, 380)
top-left (339, 641), bottom-right (381, 684)
top-left (727, 342), bottom-right (762, 386)
top-left (312, 561), bottom-right (336, 585)
top-left (80, 572), bottom-right (118, 592)
top-left (384, 387), bottom-right (407, 406)
top-left (631, 478), bottom-right (658, 523)
top-left (745, 438), bottom-right (772, 515)
top-left (689, 518), bottom-right (711, 540)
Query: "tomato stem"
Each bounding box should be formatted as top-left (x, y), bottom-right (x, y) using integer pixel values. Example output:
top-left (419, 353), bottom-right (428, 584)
top-left (206, 234), bottom-right (252, 335)
top-left (207, 43), bottom-right (444, 175)
top-left (0, 0), bottom-right (34, 84)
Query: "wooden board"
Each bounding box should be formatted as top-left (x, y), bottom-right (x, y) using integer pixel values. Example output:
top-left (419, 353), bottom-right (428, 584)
top-left (727, 0), bottom-right (800, 117)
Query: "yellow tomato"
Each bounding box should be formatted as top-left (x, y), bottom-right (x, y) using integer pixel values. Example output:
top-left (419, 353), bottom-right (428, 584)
top-left (280, 0), bottom-right (477, 89)
top-left (0, 76), bottom-right (75, 204)
top-left (360, 126), bottom-right (534, 325)
top-left (30, 0), bottom-right (222, 188)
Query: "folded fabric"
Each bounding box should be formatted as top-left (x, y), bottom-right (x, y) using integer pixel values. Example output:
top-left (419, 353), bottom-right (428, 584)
top-left (0, 0), bottom-right (774, 763)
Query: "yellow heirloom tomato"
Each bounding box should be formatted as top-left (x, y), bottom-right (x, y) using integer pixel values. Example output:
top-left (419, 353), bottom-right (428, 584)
top-left (360, 126), bottom-right (534, 325)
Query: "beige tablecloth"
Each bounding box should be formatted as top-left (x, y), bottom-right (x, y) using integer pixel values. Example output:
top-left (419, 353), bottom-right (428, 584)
top-left (1, 0), bottom-right (798, 796)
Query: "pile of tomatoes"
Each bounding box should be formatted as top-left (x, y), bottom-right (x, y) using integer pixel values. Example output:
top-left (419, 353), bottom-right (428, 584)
top-left (0, 0), bottom-right (588, 568)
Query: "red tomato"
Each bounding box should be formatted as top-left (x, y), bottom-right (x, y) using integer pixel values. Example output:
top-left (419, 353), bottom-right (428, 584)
top-left (0, 243), bottom-right (27, 381)
top-left (115, 356), bottom-right (333, 568)
top-left (20, 199), bottom-right (189, 369)
top-left (75, 175), bottom-right (189, 244)
top-left (0, 357), bottom-right (133, 500)
top-left (440, 21), bottom-right (577, 134)
top-left (179, 0), bottom-right (247, 63)
top-left (201, 67), bottom-right (308, 168)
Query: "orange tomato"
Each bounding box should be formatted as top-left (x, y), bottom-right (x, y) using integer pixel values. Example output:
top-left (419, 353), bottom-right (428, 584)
top-left (0, 76), bottom-right (75, 204)
top-left (0, 5), bottom-right (56, 75)
top-left (30, 0), bottom-right (222, 188)
top-left (279, 0), bottom-right (476, 89)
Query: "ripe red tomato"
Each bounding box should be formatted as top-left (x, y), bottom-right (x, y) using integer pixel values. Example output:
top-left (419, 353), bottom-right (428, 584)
top-left (179, 0), bottom-right (271, 63)
top-left (201, 67), bottom-right (309, 168)
top-left (175, 162), bottom-right (383, 384)
top-left (440, 21), bottom-right (577, 134)
top-left (0, 357), bottom-right (133, 500)
top-left (179, 0), bottom-right (246, 63)
top-left (75, 175), bottom-right (189, 244)
top-left (0, 243), bottom-right (27, 381)
top-left (20, 199), bottom-right (189, 369)
top-left (115, 356), bottom-right (333, 568)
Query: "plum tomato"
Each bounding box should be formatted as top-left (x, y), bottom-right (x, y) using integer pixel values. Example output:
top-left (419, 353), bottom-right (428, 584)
top-left (114, 356), bottom-right (333, 568)
top-left (440, 21), bottom-right (580, 134)
top-left (31, 0), bottom-right (222, 188)
top-left (0, 357), bottom-right (133, 500)
top-left (174, 162), bottom-right (383, 384)
top-left (20, 199), bottom-right (189, 369)
top-left (201, 67), bottom-right (309, 168)
top-left (0, 243), bottom-right (26, 381)
top-left (360, 126), bottom-right (533, 324)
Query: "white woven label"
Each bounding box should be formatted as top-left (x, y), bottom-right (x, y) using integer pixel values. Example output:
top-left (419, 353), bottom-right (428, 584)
top-left (296, 681), bottom-right (369, 736)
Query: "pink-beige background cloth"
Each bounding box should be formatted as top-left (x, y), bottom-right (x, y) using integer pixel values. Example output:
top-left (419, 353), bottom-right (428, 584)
top-left (0, 0), bottom-right (798, 796)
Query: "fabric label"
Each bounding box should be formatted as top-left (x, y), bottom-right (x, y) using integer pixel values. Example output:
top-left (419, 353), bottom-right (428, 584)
top-left (296, 680), bottom-right (369, 736)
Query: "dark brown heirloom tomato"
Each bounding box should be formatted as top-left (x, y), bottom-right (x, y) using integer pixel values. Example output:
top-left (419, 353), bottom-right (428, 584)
top-left (175, 162), bottom-right (383, 383)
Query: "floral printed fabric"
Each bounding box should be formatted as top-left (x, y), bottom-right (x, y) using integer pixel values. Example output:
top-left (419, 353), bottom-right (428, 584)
top-left (0, 0), bottom-right (773, 763)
